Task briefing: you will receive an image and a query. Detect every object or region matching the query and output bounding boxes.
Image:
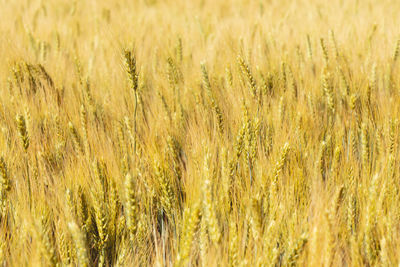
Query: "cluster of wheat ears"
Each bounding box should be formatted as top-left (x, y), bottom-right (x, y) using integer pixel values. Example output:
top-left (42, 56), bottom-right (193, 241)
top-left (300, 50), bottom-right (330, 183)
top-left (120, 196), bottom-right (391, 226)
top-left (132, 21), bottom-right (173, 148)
top-left (1, 0), bottom-right (400, 266)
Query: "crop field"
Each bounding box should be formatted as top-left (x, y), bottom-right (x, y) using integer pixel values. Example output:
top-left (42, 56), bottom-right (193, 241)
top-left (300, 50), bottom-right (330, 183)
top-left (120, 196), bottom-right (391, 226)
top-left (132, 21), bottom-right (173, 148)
top-left (1, 0), bottom-right (400, 266)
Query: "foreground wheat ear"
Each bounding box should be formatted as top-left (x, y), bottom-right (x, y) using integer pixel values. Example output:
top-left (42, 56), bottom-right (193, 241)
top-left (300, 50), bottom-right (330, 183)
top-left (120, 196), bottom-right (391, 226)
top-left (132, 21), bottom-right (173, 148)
top-left (2, 0), bottom-right (400, 266)
top-left (16, 114), bottom-right (29, 151)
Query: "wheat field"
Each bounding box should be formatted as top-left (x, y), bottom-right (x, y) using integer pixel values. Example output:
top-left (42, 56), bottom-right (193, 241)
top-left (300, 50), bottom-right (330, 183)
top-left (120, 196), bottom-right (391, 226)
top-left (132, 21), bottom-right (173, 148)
top-left (1, 0), bottom-right (400, 266)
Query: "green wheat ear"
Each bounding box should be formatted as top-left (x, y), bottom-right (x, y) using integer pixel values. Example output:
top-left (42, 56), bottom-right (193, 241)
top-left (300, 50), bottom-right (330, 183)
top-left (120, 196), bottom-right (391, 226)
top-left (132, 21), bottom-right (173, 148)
top-left (124, 50), bottom-right (138, 92)
top-left (16, 114), bottom-right (29, 151)
top-left (0, 157), bottom-right (10, 193)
